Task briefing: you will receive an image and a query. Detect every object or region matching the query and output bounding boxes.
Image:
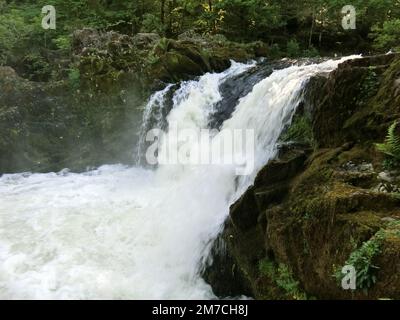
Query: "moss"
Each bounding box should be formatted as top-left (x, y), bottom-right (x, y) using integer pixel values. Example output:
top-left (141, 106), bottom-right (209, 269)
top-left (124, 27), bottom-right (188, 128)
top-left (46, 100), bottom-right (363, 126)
top-left (337, 146), bottom-right (374, 166)
top-left (344, 57), bottom-right (400, 144)
top-left (282, 114), bottom-right (316, 148)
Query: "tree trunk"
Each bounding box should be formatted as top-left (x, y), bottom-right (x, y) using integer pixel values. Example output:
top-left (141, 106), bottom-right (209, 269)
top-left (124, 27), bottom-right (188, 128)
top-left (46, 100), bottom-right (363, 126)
top-left (308, 9), bottom-right (315, 48)
top-left (160, 0), bottom-right (166, 26)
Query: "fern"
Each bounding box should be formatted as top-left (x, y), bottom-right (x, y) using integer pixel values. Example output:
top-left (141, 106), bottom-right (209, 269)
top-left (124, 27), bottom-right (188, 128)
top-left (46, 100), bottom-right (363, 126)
top-left (376, 121), bottom-right (400, 160)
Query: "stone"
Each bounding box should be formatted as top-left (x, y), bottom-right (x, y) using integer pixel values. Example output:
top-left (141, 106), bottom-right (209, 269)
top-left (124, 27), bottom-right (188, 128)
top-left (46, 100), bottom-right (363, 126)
top-left (382, 217), bottom-right (396, 222)
top-left (230, 186), bottom-right (260, 231)
top-left (132, 33), bottom-right (160, 49)
top-left (378, 171), bottom-right (394, 183)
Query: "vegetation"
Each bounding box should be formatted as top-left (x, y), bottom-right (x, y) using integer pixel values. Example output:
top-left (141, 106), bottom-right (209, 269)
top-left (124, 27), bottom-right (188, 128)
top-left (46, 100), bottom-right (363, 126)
top-left (259, 259), bottom-right (308, 300)
top-left (1, 0), bottom-right (399, 82)
top-left (335, 230), bottom-right (384, 292)
top-left (376, 121), bottom-right (400, 169)
top-left (336, 220), bottom-right (400, 293)
top-left (282, 114), bottom-right (316, 148)
top-left (370, 19), bottom-right (400, 51)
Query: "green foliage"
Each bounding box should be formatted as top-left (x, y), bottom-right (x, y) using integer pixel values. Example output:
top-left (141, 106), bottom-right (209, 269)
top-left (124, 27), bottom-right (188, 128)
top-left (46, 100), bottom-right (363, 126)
top-left (303, 46), bottom-right (320, 58)
top-left (282, 115), bottom-right (316, 148)
top-left (1, 0), bottom-right (399, 83)
top-left (68, 68), bottom-right (80, 90)
top-left (259, 259), bottom-right (307, 300)
top-left (269, 43), bottom-right (282, 59)
top-left (382, 158), bottom-right (400, 170)
top-left (213, 0), bottom-right (283, 40)
top-left (335, 230), bottom-right (385, 292)
top-left (286, 39), bottom-right (301, 58)
top-left (376, 121), bottom-right (400, 166)
top-left (0, 8), bottom-right (34, 65)
top-left (141, 13), bottom-right (164, 34)
top-left (22, 53), bottom-right (52, 81)
top-left (53, 35), bottom-right (71, 51)
top-left (371, 19), bottom-right (400, 51)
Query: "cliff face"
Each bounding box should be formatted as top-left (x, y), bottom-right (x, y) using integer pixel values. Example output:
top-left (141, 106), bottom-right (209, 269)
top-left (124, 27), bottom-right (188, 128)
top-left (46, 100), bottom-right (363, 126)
top-left (204, 54), bottom-right (400, 300)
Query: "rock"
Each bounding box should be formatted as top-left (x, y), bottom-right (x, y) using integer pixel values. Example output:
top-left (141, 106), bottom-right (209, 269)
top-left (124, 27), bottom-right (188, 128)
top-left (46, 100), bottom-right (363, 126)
top-left (254, 183), bottom-right (289, 212)
top-left (382, 217), bottom-right (397, 222)
top-left (359, 163), bottom-right (374, 172)
top-left (163, 51), bottom-right (205, 80)
top-left (177, 30), bottom-right (208, 42)
top-left (254, 149), bottom-right (309, 186)
top-left (0, 66), bottom-right (18, 79)
top-left (378, 171), bottom-right (395, 183)
top-left (146, 36), bottom-right (264, 83)
top-left (305, 53), bottom-right (400, 148)
top-left (230, 186), bottom-right (260, 231)
top-left (72, 28), bottom-right (101, 55)
top-left (132, 33), bottom-right (160, 49)
top-left (205, 56), bottom-right (400, 299)
top-left (394, 78), bottom-right (400, 96)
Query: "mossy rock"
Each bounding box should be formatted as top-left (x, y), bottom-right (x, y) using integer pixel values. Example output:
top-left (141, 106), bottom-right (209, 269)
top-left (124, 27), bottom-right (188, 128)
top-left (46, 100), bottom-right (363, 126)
top-left (306, 54), bottom-right (400, 148)
top-left (162, 52), bottom-right (205, 81)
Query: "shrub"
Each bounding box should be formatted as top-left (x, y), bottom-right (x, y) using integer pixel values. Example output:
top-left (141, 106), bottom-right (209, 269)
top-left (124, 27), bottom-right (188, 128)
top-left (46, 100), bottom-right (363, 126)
top-left (53, 35), bottom-right (72, 51)
top-left (303, 46), bottom-right (320, 58)
top-left (141, 13), bottom-right (164, 34)
top-left (269, 43), bottom-right (282, 59)
top-left (286, 39), bottom-right (301, 58)
top-left (370, 19), bottom-right (400, 52)
top-left (68, 68), bottom-right (80, 89)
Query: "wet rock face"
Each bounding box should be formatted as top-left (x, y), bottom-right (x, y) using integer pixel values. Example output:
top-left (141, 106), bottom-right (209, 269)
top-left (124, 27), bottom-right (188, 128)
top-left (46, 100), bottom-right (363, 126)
top-left (0, 67), bottom-right (71, 172)
top-left (0, 65), bottom-right (144, 174)
top-left (305, 53), bottom-right (400, 148)
top-left (203, 143), bottom-right (311, 298)
top-left (204, 54), bottom-right (400, 300)
top-left (210, 58), bottom-right (326, 129)
top-left (209, 62), bottom-right (275, 129)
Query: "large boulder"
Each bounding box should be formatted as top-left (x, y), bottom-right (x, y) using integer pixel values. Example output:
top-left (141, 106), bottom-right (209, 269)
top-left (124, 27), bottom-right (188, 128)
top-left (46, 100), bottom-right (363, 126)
top-left (305, 53), bottom-right (400, 148)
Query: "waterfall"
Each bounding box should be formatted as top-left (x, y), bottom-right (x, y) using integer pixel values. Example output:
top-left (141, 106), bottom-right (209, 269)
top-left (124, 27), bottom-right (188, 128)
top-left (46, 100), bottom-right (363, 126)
top-left (135, 84), bottom-right (176, 165)
top-left (0, 56), bottom-right (359, 299)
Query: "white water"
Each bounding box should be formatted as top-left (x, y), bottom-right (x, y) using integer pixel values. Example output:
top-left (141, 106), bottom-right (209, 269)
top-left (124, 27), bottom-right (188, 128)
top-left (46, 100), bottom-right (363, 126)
top-left (0, 57), bottom-right (358, 299)
top-left (136, 83), bottom-right (174, 163)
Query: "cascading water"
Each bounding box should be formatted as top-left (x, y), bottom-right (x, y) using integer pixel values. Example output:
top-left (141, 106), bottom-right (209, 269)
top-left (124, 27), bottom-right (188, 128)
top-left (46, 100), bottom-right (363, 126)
top-left (0, 56), bottom-right (359, 299)
top-left (136, 84), bottom-right (174, 164)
